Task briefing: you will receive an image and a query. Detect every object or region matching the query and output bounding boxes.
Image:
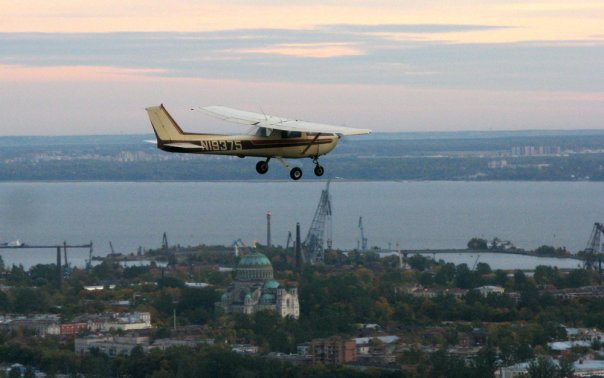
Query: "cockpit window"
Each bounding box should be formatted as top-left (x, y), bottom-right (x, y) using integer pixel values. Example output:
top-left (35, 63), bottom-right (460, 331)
top-left (283, 131), bottom-right (302, 138)
top-left (255, 127), bottom-right (273, 137)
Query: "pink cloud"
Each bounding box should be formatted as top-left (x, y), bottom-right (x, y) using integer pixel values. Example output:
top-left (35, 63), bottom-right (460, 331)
top-left (0, 64), bottom-right (167, 82)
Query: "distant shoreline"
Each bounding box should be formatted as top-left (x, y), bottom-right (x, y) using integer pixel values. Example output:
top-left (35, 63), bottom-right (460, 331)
top-left (0, 179), bottom-right (602, 184)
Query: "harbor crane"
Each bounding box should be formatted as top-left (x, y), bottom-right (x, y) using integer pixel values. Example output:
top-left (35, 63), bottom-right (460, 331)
top-left (162, 232), bottom-right (169, 249)
top-left (0, 241), bottom-right (93, 290)
top-left (232, 239), bottom-right (252, 257)
top-left (583, 222), bottom-right (604, 272)
top-left (303, 180), bottom-right (332, 264)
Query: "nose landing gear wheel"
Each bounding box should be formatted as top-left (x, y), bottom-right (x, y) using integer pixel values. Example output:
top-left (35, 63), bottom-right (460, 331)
top-left (290, 167), bottom-right (303, 180)
top-left (314, 165), bottom-right (324, 177)
top-left (256, 160), bottom-right (269, 174)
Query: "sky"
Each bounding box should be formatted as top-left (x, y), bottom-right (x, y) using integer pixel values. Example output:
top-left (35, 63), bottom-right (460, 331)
top-left (0, 1), bottom-right (603, 135)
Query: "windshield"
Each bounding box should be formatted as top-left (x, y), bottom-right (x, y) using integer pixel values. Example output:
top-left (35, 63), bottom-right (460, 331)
top-left (254, 127), bottom-right (273, 137)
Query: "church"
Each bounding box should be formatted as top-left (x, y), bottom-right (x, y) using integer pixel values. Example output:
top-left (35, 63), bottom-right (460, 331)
top-left (215, 252), bottom-right (300, 318)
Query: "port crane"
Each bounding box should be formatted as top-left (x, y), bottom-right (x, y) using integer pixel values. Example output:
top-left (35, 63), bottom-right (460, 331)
top-left (162, 232), bottom-right (169, 249)
top-left (583, 222), bottom-right (604, 272)
top-left (232, 239), bottom-right (252, 257)
top-left (303, 180), bottom-right (332, 264)
top-left (0, 241), bottom-right (93, 290)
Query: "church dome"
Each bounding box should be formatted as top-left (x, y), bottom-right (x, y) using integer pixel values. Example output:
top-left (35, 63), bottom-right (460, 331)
top-left (264, 279), bottom-right (280, 289)
top-left (239, 252), bottom-right (272, 267)
top-left (236, 252), bottom-right (274, 281)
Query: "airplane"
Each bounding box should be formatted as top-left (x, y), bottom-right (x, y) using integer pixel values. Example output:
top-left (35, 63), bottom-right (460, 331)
top-left (145, 104), bottom-right (371, 180)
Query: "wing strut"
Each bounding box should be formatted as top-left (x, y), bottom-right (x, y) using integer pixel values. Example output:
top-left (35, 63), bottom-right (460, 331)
top-left (302, 133), bottom-right (322, 154)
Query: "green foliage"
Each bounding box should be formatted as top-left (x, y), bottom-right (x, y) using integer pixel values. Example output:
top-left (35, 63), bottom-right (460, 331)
top-left (533, 266), bottom-right (559, 285)
top-left (407, 255), bottom-right (430, 271)
top-left (91, 261), bottom-right (121, 281)
top-left (7, 265), bottom-right (31, 286)
top-left (29, 264), bottom-right (58, 287)
top-left (467, 238), bottom-right (488, 250)
top-left (12, 287), bottom-right (49, 313)
top-left (157, 276), bottom-right (185, 289)
top-left (7, 368), bottom-right (20, 378)
top-left (527, 356), bottom-right (560, 378)
top-left (177, 287), bottom-right (220, 324)
top-left (533, 245), bottom-right (570, 258)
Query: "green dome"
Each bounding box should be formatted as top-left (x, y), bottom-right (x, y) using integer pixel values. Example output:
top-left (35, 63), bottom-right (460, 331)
top-left (260, 293), bottom-right (275, 304)
top-left (238, 252), bottom-right (271, 267)
top-left (264, 279), bottom-right (280, 289)
top-left (236, 252), bottom-right (274, 281)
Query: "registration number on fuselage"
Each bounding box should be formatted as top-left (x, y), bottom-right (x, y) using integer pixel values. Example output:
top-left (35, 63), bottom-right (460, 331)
top-left (200, 140), bottom-right (243, 151)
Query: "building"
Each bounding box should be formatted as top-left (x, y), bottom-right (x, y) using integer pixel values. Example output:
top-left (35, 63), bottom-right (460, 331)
top-left (475, 285), bottom-right (505, 297)
top-left (74, 312), bottom-right (152, 332)
top-left (75, 335), bottom-right (215, 356)
top-left (75, 336), bottom-right (150, 356)
top-left (215, 252), bottom-right (299, 318)
top-left (0, 315), bottom-right (61, 336)
top-left (60, 322), bottom-right (88, 335)
top-left (499, 359), bottom-right (604, 378)
top-left (354, 336), bottom-right (399, 364)
top-left (310, 336), bottom-right (356, 365)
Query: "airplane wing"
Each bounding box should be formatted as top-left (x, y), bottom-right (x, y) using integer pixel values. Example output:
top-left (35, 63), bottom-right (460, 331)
top-left (200, 106), bottom-right (371, 136)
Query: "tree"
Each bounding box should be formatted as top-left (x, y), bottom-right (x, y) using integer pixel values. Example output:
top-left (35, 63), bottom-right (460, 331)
top-left (468, 238), bottom-right (488, 250)
top-left (455, 264), bottom-right (476, 289)
top-left (475, 262), bottom-right (492, 275)
top-left (8, 368), bottom-right (20, 378)
top-left (471, 345), bottom-right (497, 377)
top-left (23, 367), bottom-right (35, 378)
top-left (527, 356), bottom-right (559, 378)
top-left (408, 255), bottom-right (430, 271)
top-left (534, 266), bottom-right (557, 285)
top-left (156, 276), bottom-right (185, 289)
top-left (558, 356), bottom-right (575, 378)
top-left (435, 263), bottom-right (456, 285)
top-left (12, 287), bottom-right (49, 313)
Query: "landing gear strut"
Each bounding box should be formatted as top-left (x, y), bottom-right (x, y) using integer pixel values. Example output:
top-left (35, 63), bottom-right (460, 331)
top-left (256, 158), bottom-right (270, 174)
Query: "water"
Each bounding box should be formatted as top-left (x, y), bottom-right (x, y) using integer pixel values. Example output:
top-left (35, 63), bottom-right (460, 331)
top-left (0, 181), bottom-right (601, 269)
top-left (380, 252), bottom-right (583, 271)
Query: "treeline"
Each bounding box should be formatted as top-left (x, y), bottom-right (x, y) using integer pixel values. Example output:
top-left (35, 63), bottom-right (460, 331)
top-left (1, 132), bottom-right (604, 181)
top-left (0, 343), bottom-right (406, 378)
top-left (1, 154), bottom-right (604, 181)
top-left (467, 238), bottom-right (572, 257)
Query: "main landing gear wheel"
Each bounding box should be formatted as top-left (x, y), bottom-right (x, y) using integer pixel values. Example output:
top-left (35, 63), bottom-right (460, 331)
top-left (314, 165), bottom-right (325, 177)
top-left (290, 167), bottom-right (303, 180)
top-left (256, 160), bottom-right (269, 174)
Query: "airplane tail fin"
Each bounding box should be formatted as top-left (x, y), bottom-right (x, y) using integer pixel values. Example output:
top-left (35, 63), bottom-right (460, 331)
top-left (145, 104), bottom-right (185, 144)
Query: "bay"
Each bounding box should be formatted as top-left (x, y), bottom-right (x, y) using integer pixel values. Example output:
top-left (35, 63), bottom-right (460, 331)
top-left (0, 181), bottom-right (601, 270)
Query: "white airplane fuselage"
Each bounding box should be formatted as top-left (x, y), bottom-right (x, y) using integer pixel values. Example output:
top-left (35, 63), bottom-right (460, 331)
top-left (157, 132), bottom-right (339, 159)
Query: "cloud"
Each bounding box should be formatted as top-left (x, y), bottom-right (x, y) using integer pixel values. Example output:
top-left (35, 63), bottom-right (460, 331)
top-left (1, 29), bottom-right (603, 93)
top-left (237, 43), bottom-right (365, 58)
top-left (323, 23), bottom-right (510, 34)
